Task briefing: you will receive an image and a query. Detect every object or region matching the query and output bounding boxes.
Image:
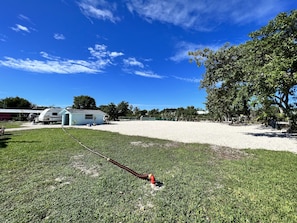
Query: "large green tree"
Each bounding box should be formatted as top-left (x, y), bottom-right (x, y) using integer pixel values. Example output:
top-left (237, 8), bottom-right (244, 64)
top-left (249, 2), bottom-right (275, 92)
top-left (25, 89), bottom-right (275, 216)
top-left (189, 44), bottom-right (250, 121)
top-left (105, 103), bottom-right (118, 120)
top-left (72, 95), bottom-right (96, 109)
top-left (99, 101), bottom-right (132, 120)
top-left (117, 101), bottom-right (130, 117)
top-left (189, 10), bottom-right (297, 128)
top-left (247, 10), bottom-right (297, 127)
top-left (0, 96), bottom-right (33, 109)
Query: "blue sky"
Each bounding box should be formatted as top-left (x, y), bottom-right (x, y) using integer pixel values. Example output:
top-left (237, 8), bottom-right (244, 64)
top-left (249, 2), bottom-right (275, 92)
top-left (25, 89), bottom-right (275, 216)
top-left (0, 0), bottom-right (296, 110)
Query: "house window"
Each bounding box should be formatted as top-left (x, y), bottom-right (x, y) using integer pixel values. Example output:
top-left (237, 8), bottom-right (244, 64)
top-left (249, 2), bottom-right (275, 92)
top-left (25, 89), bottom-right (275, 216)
top-left (52, 113), bottom-right (58, 116)
top-left (85, 114), bottom-right (93, 119)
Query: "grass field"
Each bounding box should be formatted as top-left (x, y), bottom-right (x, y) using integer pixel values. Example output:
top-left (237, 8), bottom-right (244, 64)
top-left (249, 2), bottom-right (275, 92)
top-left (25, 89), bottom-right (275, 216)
top-left (0, 121), bottom-right (24, 129)
top-left (1, 127), bottom-right (297, 222)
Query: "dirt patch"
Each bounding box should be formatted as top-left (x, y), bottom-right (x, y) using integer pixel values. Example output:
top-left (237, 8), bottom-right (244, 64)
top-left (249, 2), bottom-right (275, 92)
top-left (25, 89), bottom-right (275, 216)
top-left (130, 141), bottom-right (156, 148)
top-left (210, 145), bottom-right (250, 160)
top-left (136, 183), bottom-right (164, 212)
top-left (71, 155), bottom-right (100, 177)
top-left (48, 176), bottom-right (71, 191)
top-left (137, 198), bottom-right (154, 211)
top-left (130, 140), bottom-right (182, 148)
top-left (163, 141), bottom-right (182, 148)
top-left (54, 176), bottom-right (71, 187)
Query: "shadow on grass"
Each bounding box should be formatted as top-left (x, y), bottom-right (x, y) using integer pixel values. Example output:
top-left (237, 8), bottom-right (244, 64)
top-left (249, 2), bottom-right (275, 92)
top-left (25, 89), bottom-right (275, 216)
top-left (245, 132), bottom-right (297, 138)
top-left (0, 134), bottom-right (12, 149)
top-left (154, 180), bottom-right (164, 187)
top-left (8, 140), bottom-right (42, 144)
top-left (0, 133), bottom-right (41, 149)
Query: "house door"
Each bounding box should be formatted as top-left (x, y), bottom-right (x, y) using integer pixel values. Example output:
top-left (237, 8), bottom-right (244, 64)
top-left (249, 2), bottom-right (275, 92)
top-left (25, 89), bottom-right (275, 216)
top-left (64, 114), bottom-right (70, 125)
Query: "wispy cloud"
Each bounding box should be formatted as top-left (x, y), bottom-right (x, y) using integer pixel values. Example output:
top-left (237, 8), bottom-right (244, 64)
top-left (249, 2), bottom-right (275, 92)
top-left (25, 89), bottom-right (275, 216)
top-left (0, 34), bottom-right (7, 42)
top-left (54, 33), bottom-right (65, 40)
top-left (123, 57), bottom-right (144, 68)
top-left (78, 0), bottom-right (120, 23)
top-left (0, 56), bottom-right (99, 74)
top-left (170, 41), bottom-right (221, 62)
top-left (18, 14), bottom-right (33, 24)
top-left (0, 41), bottom-right (162, 78)
top-left (122, 57), bottom-right (163, 78)
top-left (40, 52), bottom-right (61, 60)
top-left (11, 24), bottom-right (30, 33)
top-left (173, 76), bottom-right (201, 83)
top-left (134, 70), bottom-right (164, 79)
top-left (0, 44), bottom-right (124, 74)
top-left (126, 0), bottom-right (292, 30)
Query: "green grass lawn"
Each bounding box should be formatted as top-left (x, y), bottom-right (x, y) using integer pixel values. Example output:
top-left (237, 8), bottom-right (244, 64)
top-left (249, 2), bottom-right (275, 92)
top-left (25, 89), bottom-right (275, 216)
top-left (1, 128), bottom-right (297, 222)
top-left (0, 121), bottom-right (24, 129)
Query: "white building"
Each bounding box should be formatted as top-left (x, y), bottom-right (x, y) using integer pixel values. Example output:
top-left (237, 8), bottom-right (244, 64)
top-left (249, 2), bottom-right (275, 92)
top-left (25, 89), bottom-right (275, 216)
top-left (60, 108), bottom-right (108, 126)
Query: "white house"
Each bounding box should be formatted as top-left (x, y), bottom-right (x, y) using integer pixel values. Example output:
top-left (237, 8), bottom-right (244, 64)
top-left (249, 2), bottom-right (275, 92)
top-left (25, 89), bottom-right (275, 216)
top-left (60, 108), bottom-right (108, 126)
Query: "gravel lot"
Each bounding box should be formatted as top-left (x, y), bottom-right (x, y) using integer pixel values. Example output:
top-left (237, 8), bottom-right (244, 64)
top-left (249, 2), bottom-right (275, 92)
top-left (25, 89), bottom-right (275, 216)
top-left (8, 121), bottom-right (297, 153)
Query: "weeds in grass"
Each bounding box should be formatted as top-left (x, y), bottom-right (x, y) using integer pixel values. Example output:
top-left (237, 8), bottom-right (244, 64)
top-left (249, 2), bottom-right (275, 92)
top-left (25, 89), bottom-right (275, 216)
top-left (0, 128), bottom-right (296, 222)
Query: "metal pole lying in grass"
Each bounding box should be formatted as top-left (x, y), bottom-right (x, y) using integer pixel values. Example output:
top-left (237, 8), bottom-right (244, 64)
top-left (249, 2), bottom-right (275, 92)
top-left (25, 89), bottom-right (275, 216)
top-left (62, 127), bottom-right (161, 186)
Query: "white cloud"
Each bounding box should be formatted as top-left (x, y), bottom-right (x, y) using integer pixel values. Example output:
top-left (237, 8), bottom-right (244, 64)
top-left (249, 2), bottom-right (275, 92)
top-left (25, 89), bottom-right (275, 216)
top-left (170, 41), bottom-right (221, 62)
top-left (173, 76), bottom-right (201, 83)
top-left (0, 57), bottom-right (99, 74)
top-left (88, 44), bottom-right (109, 58)
top-left (122, 57), bottom-right (163, 78)
top-left (54, 33), bottom-right (65, 40)
top-left (0, 44), bottom-right (124, 74)
top-left (18, 14), bottom-right (32, 23)
top-left (123, 57), bottom-right (144, 68)
top-left (0, 34), bottom-right (7, 42)
top-left (11, 24), bottom-right (30, 33)
top-left (126, 0), bottom-right (292, 30)
top-left (110, 51), bottom-right (124, 57)
top-left (40, 51), bottom-right (61, 60)
top-left (88, 44), bottom-right (124, 67)
top-left (170, 42), bottom-right (199, 62)
top-left (78, 0), bottom-right (119, 23)
top-left (134, 70), bottom-right (164, 79)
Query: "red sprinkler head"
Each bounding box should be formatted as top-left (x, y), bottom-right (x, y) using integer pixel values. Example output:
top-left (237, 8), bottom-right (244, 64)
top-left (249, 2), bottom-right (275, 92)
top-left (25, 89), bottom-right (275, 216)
top-left (148, 173), bottom-right (155, 185)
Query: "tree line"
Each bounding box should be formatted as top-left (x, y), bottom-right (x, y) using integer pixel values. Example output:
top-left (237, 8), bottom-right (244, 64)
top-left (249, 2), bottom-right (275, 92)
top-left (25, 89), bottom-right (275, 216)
top-left (189, 10), bottom-right (297, 131)
top-left (72, 95), bottom-right (207, 121)
top-left (0, 96), bottom-right (207, 122)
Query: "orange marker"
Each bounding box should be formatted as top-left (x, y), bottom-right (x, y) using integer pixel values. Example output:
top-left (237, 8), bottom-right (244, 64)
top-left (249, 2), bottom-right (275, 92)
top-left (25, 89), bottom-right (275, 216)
top-left (148, 173), bottom-right (155, 185)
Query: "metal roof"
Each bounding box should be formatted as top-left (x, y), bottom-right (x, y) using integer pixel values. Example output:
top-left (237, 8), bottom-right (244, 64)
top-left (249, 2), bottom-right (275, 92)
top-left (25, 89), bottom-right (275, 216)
top-left (62, 108), bottom-right (107, 115)
top-left (0, 109), bottom-right (43, 114)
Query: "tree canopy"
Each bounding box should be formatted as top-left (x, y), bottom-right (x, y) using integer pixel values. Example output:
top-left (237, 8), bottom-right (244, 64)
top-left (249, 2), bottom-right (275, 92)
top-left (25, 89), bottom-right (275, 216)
top-left (72, 95), bottom-right (97, 109)
top-left (189, 10), bottom-right (297, 129)
top-left (0, 96), bottom-right (33, 109)
top-left (99, 101), bottom-right (133, 120)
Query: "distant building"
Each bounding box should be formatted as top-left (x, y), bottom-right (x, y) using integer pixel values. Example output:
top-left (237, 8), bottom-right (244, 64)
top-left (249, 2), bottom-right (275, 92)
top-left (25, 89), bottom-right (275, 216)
top-left (0, 109), bottom-right (43, 121)
top-left (197, 110), bottom-right (209, 115)
top-left (60, 108), bottom-right (108, 126)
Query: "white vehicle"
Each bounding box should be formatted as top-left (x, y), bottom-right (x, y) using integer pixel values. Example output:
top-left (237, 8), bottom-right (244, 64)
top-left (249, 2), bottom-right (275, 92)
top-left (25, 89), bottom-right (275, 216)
top-left (36, 108), bottom-right (63, 124)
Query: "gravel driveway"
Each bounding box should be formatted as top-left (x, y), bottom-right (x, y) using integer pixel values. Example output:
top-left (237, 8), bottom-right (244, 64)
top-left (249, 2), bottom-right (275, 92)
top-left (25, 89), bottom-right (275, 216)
top-left (6, 121), bottom-right (297, 153)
